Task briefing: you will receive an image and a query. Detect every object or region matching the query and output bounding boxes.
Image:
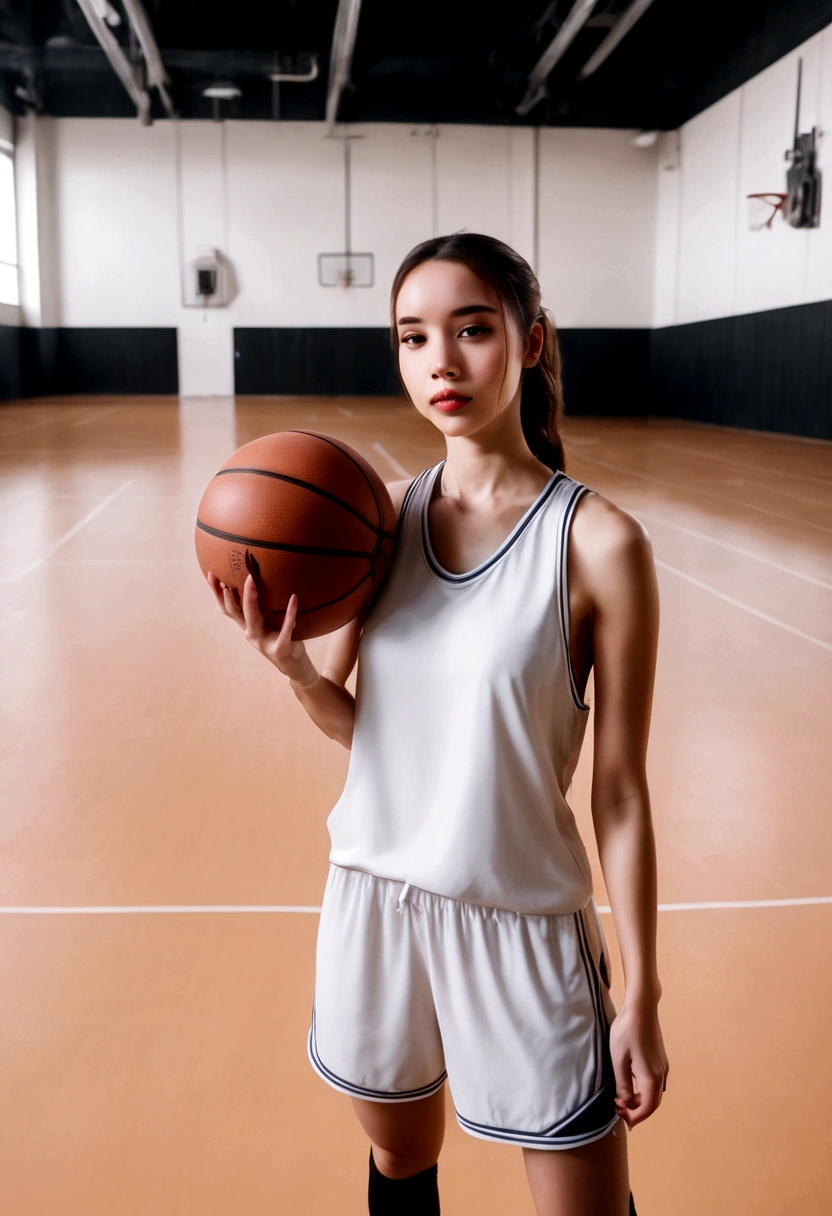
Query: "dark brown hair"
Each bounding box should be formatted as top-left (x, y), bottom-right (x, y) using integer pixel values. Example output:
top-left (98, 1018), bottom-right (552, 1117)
top-left (389, 232), bottom-right (565, 473)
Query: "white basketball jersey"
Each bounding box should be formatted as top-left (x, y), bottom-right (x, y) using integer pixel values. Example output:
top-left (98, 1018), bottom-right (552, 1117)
top-left (326, 459), bottom-right (595, 916)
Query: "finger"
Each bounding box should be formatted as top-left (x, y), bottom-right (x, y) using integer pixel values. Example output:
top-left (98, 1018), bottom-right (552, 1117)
top-left (242, 573), bottom-right (265, 641)
top-left (206, 572), bottom-right (227, 612)
top-left (612, 1049), bottom-right (635, 1111)
top-left (222, 582), bottom-right (245, 627)
top-left (276, 594), bottom-right (298, 648)
top-left (623, 1078), bottom-right (662, 1126)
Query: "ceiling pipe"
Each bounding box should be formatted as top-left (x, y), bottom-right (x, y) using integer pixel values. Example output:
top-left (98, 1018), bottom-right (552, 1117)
top-left (326, 0), bottom-right (363, 133)
top-left (121, 0), bottom-right (177, 117)
top-left (269, 54), bottom-right (319, 121)
top-left (578, 0), bottom-right (658, 79)
top-left (516, 0), bottom-right (598, 117)
top-left (269, 56), bottom-right (319, 85)
top-left (74, 0), bottom-right (151, 124)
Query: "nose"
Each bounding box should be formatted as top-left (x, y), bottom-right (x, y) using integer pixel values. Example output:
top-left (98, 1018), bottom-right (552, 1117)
top-left (431, 350), bottom-right (460, 380)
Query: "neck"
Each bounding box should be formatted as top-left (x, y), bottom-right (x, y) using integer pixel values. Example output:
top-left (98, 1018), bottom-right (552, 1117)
top-left (439, 401), bottom-right (551, 502)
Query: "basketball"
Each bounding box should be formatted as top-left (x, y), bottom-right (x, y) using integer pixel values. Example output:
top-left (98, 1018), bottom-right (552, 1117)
top-left (194, 431), bottom-right (397, 640)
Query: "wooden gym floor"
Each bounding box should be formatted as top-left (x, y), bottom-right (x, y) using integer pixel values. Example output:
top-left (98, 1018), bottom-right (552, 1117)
top-left (0, 394), bottom-right (829, 1215)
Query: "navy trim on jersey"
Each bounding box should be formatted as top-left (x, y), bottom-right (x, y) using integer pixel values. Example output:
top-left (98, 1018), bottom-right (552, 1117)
top-left (455, 1072), bottom-right (618, 1148)
top-left (420, 460), bottom-right (564, 584)
top-left (307, 1002), bottom-right (447, 1101)
top-left (558, 482), bottom-right (592, 712)
top-left (575, 908), bottom-right (606, 1092)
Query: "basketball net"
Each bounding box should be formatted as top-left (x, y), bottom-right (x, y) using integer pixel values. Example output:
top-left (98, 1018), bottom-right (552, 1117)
top-left (747, 192), bottom-right (788, 230)
top-left (337, 267), bottom-right (354, 291)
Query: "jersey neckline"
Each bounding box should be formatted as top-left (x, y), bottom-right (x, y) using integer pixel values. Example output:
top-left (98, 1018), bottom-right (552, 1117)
top-left (420, 459), bottom-right (563, 584)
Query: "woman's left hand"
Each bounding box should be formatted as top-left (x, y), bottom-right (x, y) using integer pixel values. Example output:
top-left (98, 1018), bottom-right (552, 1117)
top-left (608, 999), bottom-right (669, 1128)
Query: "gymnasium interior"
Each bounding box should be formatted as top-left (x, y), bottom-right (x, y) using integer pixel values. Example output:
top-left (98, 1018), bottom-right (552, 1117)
top-left (0, 2), bottom-right (830, 1213)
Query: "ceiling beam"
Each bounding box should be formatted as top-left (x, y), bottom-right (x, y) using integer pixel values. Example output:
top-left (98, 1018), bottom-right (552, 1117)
top-left (516, 0), bottom-right (598, 117)
top-left (74, 0), bottom-right (151, 124)
top-left (326, 0), bottom-right (363, 132)
top-left (121, 0), bottom-right (177, 118)
top-left (578, 0), bottom-right (658, 79)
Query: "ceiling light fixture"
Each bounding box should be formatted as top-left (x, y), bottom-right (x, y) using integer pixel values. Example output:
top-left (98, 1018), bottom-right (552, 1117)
top-left (202, 81), bottom-right (242, 122)
top-left (632, 130), bottom-right (658, 147)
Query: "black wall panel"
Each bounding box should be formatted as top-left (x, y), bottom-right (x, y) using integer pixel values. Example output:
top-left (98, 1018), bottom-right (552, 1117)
top-left (19, 328), bottom-right (178, 395)
top-left (559, 330), bottom-right (651, 416)
top-left (4, 310), bottom-right (831, 444)
top-left (0, 325), bottom-right (23, 400)
top-left (234, 326), bottom-right (652, 416)
top-left (234, 328), bottom-right (401, 396)
top-left (649, 301), bottom-right (832, 440)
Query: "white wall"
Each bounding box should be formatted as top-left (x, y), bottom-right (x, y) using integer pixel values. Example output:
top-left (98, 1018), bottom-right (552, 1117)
top-left (13, 17), bottom-right (832, 385)
top-left (0, 104), bottom-right (16, 321)
top-left (539, 128), bottom-right (657, 328)
top-left (654, 21), bottom-right (832, 326)
top-left (15, 114), bottom-right (61, 328)
top-left (17, 117), bottom-right (659, 394)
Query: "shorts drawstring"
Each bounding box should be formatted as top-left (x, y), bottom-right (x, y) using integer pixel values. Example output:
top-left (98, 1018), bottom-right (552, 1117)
top-left (395, 882), bottom-right (411, 913)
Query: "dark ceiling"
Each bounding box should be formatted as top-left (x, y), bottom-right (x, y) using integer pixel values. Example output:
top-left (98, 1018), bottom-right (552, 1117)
top-left (1, 0), bottom-right (832, 129)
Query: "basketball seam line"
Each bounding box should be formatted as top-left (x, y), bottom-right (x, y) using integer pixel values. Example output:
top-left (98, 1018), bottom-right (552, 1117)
top-left (215, 466), bottom-right (390, 540)
top-left (283, 430), bottom-right (387, 541)
top-left (195, 519), bottom-right (374, 559)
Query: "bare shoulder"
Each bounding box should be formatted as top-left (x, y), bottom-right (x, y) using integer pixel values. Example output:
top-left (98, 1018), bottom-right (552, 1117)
top-left (569, 490), bottom-right (656, 607)
top-left (571, 489), bottom-right (652, 563)
top-left (385, 477), bottom-right (416, 526)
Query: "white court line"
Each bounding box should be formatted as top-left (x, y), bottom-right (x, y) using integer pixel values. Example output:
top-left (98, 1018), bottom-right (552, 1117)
top-left (69, 406), bottom-right (124, 428)
top-left (0, 905), bottom-right (324, 915)
top-left (39, 495), bottom-right (183, 502)
top-left (574, 452), bottom-right (832, 536)
top-left (49, 559), bottom-right (191, 566)
top-left (2, 479), bottom-right (134, 582)
top-left (627, 897), bottom-right (832, 912)
top-left (0, 897), bottom-right (829, 915)
top-left (0, 406), bottom-right (123, 438)
top-left (655, 559), bottom-right (832, 652)
top-left (0, 448), bottom-right (180, 455)
top-left (0, 416), bottom-right (64, 439)
top-left (660, 417), bottom-right (832, 449)
top-left (653, 440), bottom-right (832, 490)
top-left (636, 512), bottom-right (832, 592)
top-left (372, 443), bottom-right (413, 479)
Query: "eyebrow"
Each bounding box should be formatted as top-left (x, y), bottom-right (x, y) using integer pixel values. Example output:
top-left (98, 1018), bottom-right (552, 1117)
top-left (396, 304), bottom-right (499, 325)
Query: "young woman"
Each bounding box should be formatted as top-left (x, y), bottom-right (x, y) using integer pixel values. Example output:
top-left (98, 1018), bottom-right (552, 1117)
top-left (207, 232), bottom-right (668, 1216)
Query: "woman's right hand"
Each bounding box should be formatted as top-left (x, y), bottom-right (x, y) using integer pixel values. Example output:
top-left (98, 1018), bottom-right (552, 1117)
top-left (206, 571), bottom-right (319, 687)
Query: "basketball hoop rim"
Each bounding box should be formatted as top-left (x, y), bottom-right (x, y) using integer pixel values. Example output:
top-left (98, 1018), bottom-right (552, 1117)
top-left (746, 191), bottom-right (788, 230)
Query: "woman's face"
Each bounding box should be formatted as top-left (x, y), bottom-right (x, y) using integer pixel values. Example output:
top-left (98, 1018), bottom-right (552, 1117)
top-left (394, 259), bottom-right (540, 438)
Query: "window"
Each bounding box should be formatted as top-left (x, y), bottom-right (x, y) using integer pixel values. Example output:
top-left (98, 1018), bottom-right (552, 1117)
top-left (0, 143), bottom-right (19, 306)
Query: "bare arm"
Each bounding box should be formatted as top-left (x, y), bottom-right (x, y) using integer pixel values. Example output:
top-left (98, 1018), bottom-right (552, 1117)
top-left (571, 493), bottom-right (669, 1128)
top-left (207, 476), bottom-right (413, 751)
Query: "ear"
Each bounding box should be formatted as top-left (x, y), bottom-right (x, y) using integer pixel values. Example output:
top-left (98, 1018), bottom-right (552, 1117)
top-left (522, 321), bottom-right (545, 369)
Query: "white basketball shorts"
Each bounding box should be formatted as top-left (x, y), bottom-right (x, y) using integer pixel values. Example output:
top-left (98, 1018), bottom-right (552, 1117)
top-left (307, 863), bottom-right (620, 1150)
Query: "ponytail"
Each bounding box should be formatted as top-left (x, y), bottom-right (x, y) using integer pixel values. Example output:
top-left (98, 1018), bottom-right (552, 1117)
top-left (390, 232), bottom-right (566, 473)
top-left (520, 311), bottom-right (565, 474)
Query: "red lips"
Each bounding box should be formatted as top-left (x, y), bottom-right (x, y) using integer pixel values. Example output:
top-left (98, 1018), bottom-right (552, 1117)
top-left (430, 389), bottom-right (471, 411)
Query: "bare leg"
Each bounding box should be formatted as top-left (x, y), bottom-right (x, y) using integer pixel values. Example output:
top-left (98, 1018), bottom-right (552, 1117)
top-left (351, 1085), bottom-right (446, 1178)
top-left (523, 1121), bottom-right (631, 1216)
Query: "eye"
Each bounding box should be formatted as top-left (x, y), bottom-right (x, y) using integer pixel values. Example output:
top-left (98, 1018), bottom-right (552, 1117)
top-left (459, 324), bottom-right (490, 338)
top-left (400, 333), bottom-right (425, 346)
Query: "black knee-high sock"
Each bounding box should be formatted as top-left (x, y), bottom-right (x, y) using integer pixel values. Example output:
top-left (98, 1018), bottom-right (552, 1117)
top-left (368, 1147), bottom-right (440, 1215)
top-left (629, 1192), bottom-right (637, 1215)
